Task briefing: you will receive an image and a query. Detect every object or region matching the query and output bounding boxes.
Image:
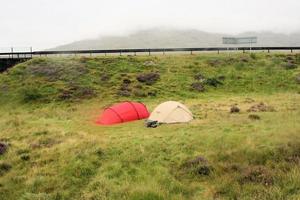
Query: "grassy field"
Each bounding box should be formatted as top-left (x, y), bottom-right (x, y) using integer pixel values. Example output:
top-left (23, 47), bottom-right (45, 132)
top-left (0, 53), bottom-right (300, 200)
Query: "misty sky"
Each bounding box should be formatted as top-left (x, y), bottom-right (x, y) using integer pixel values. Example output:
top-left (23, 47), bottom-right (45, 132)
top-left (1, 0), bottom-right (300, 50)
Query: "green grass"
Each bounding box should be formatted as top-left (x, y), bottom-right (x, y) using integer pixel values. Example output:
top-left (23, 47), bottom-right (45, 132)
top-left (0, 53), bottom-right (300, 199)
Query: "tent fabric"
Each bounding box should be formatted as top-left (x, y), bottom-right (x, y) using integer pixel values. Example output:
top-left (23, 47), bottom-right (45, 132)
top-left (148, 101), bottom-right (193, 123)
top-left (96, 102), bottom-right (149, 125)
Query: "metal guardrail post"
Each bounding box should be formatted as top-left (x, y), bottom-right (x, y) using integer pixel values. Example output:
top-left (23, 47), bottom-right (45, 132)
top-left (11, 47), bottom-right (14, 59)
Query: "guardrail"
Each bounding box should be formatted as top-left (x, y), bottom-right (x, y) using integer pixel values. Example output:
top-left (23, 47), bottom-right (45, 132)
top-left (1, 47), bottom-right (300, 58)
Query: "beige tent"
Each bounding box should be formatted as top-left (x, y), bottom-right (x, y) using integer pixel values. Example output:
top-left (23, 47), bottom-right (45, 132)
top-left (148, 101), bottom-right (193, 123)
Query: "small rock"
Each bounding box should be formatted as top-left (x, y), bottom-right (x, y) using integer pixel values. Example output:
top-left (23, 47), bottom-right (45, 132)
top-left (0, 162), bottom-right (12, 175)
top-left (0, 142), bottom-right (8, 155)
top-left (230, 106), bottom-right (240, 113)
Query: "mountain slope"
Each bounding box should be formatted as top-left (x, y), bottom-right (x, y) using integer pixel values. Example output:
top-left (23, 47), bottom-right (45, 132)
top-left (51, 28), bottom-right (300, 50)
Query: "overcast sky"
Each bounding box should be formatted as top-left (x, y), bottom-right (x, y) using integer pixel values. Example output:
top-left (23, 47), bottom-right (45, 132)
top-left (1, 0), bottom-right (300, 50)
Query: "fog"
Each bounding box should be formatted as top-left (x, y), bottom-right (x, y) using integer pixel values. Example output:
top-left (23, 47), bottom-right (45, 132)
top-left (1, 0), bottom-right (300, 50)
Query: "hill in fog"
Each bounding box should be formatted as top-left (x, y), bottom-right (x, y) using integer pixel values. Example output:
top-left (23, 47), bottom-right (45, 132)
top-left (51, 28), bottom-right (300, 50)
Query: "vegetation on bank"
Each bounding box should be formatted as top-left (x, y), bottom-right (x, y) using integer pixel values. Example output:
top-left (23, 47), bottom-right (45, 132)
top-left (0, 53), bottom-right (299, 103)
top-left (0, 53), bottom-right (299, 200)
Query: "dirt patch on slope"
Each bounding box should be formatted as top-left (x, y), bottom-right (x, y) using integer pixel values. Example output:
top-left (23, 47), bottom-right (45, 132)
top-left (247, 102), bottom-right (275, 112)
top-left (136, 72), bottom-right (160, 85)
top-left (180, 156), bottom-right (213, 176)
top-left (191, 82), bottom-right (205, 92)
top-left (240, 165), bottom-right (274, 186)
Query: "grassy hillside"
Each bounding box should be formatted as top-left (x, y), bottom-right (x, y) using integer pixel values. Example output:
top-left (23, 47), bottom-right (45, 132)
top-left (1, 53), bottom-right (299, 103)
top-left (0, 53), bottom-right (300, 200)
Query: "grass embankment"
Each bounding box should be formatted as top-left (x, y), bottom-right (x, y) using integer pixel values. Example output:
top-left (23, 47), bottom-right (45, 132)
top-left (0, 53), bottom-right (300, 200)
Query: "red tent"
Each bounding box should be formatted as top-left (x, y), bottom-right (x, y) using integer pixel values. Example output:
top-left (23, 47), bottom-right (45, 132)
top-left (96, 102), bottom-right (149, 125)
